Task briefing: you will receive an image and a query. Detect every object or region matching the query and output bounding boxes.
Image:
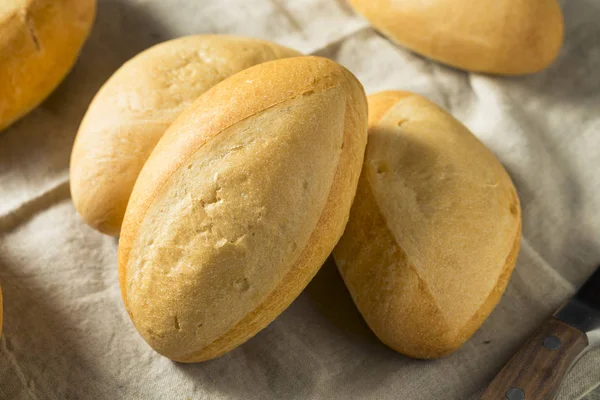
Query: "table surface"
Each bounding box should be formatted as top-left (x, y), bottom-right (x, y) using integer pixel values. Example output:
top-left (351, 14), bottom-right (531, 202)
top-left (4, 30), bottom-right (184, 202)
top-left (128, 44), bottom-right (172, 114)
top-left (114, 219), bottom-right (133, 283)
top-left (587, 388), bottom-right (600, 399)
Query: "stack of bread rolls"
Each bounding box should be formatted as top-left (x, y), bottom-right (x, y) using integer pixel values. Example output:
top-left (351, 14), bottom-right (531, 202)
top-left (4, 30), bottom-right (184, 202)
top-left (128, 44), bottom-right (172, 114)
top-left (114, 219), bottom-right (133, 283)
top-left (70, 35), bottom-right (370, 361)
top-left (4, 0), bottom-right (537, 363)
top-left (69, 35), bottom-right (521, 361)
top-left (115, 54), bottom-right (369, 362)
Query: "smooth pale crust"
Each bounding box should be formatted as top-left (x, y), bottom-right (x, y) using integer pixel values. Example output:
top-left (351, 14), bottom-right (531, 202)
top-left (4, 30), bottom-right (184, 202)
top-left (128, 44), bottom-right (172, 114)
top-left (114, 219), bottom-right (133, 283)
top-left (70, 35), bottom-right (301, 236)
top-left (118, 56), bottom-right (368, 362)
top-left (0, 0), bottom-right (96, 131)
top-left (333, 91), bottom-right (521, 359)
top-left (349, 0), bottom-right (564, 75)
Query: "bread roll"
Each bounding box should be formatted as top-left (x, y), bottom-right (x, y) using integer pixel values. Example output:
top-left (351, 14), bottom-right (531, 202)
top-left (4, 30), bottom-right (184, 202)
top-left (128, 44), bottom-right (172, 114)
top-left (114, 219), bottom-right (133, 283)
top-left (0, 0), bottom-right (96, 130)
top-left (70, 35), bottom-right (301, 236)
top-left (118, 56), bottom-right (368, 362)
top-left (333, 91), bottom-right (521, 359)
top-left (348, 0), bottom-right (563, 75)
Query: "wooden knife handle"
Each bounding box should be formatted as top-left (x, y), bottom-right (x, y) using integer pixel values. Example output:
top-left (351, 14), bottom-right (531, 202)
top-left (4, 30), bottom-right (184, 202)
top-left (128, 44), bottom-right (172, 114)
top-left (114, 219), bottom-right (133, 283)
top-left (480, 317), bottom-right (588, 400)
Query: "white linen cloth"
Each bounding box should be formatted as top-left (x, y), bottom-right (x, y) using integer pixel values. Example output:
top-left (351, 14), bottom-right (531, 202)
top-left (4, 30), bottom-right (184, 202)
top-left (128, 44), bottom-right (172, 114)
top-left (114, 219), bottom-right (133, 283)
top-left (1, 0), bottom-right (599, 398)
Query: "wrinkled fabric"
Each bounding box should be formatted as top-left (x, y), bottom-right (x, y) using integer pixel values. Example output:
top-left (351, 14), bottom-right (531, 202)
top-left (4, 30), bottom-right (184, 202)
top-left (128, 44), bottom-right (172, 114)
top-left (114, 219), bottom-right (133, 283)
top-left (1, 0), bottom-right (599, 399)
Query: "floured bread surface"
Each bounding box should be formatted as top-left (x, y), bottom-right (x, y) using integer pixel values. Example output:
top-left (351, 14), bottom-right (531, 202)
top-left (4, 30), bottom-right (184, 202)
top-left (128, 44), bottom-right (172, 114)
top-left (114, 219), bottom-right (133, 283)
top-left (0, 0), bottom-right (96, 130)
top-left (348, 0), bottom-right (563, 75)
top-left (334, 91), bottom-right (521, 359)
top-left (118, 56), bottom-right (368, 362)
top-left (70, 35), bottom-right (301, 236)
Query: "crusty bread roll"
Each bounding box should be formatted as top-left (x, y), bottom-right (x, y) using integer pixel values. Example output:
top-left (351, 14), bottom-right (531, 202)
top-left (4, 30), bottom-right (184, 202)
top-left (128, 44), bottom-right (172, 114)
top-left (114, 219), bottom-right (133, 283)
top-left (334, 91), bottom-right (521, 359)
top-left (348, 0), bottom-right (563, 75)
top-left (118, 56), bottom-right (368, 362)
top-left (70, 35), bottom-right (301, 236)
top-left (0, 0), bottom-right (96, 130)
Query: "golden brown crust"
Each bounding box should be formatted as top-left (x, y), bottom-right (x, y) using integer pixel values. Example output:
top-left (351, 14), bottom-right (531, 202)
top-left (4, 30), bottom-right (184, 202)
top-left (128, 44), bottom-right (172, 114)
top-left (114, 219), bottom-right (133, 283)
top-left (333, 91), bottom-right (521, 359)
top-left (70, 35), bottom-right (301, 236)
top-left (118, 56), bottom-right (368, 362)
top-left (0, 0), bottom-right (96, 131)
top-left (452, 220), bottom-right (521, 354)
top-left (364, 91), bottom-right (412, 126)
top-left (334, 168), bottom-right (456, 358)
top-left (349, 0), bottom-right (564, 75)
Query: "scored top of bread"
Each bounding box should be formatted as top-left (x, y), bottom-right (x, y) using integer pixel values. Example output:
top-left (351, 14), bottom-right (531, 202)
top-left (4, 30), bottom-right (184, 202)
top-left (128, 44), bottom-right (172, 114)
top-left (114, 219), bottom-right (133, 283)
top-left (118, 56), bottom-right (368, 362)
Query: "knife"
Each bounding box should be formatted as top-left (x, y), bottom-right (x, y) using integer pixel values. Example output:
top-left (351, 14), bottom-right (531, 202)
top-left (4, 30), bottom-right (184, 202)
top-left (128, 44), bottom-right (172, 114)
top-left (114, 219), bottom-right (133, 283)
top-left (480, 267), bottom-right (600, 400)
